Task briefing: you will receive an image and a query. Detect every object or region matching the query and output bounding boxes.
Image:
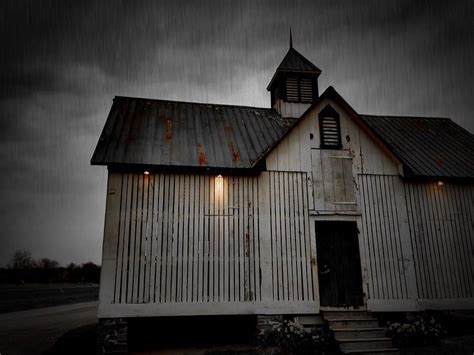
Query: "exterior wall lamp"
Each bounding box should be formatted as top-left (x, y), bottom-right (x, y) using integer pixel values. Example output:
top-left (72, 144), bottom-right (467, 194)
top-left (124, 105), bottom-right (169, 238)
top-left (215, 175), bottom-right (224, 196)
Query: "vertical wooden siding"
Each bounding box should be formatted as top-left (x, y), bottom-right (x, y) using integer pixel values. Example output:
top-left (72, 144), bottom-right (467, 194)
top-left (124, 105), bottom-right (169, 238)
top-left (106, 171), bottom-right (317, 311)
top-left (359, 175), bottom-right (474, 303)
top-left (358, 175), bottom-right (410, 300)
top-left (113, 173), bottom-right (261, 304)
top-left (274, 100), bottom-right (311, 118)
top-left (405, 182), bottom-right (474, 299)
top-left (268, 171), bottom-right (315, 302)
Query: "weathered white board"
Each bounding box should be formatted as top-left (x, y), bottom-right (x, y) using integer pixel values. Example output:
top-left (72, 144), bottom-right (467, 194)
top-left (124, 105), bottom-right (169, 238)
top-left (99, 171), bottom-right (318, 318)
top-left (405, 182), bottom-right (474, 300)
top-left (359, 175), bottom-right (474, 310)
top-left (273, 99), bottom-right (311, 119)
top-left (358, 174), bottom-right (412, 301)
top-left (311, 149), bottom-right (357, 212)
top-left (267, 171), bottom-right (315, 303)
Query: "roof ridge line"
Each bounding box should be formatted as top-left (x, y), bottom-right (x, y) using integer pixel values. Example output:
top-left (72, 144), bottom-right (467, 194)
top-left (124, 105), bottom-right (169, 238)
top-left (360, 114), bottom-right (452, 120)
top-left (114, 95), bottom-right (277, 112)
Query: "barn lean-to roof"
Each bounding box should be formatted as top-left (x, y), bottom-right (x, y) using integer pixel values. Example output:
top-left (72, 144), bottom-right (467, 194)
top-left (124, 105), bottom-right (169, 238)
top-left (91, 96), bottom-right (293, 171)
top-left (359, 115), bottom-right (474, 180)
top-left (91, 88), bottom-right (474, 180)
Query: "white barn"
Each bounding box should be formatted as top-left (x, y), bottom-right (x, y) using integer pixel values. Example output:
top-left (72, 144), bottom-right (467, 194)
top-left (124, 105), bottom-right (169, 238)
top-left (92, 42), bottom-right (474, 354)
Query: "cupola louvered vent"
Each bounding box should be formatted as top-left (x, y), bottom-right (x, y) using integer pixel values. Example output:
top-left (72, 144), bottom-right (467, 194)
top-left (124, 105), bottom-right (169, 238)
top-left (319, 105), bottom-right (341, 149)
top-left (285, 77), bottom-right (314, 103)
top-left (300, 78), bottom-right (313, 102)
top-left (286, 77), bottom-right (299, 101)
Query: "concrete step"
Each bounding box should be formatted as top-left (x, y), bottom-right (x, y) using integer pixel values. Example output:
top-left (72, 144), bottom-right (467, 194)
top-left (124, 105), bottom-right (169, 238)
top-left (293, 315), bottom-right (324, 326)
top-left (333, 327), bottom-right (386, 340)
top-left (342, 348), bottom-right (400, 355)
top-left (339, 338), bottom-right (393, 352)
top-left (135, 345), bottom-right (281, 354)
top-left (328, 319), bottom-right (379, 329)
top-left (324, 310), bottom-right (374, 320)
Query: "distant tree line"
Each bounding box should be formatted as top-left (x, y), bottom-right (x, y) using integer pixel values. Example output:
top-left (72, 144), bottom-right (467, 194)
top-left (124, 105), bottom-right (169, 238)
top-left (0, 250), bottom-right (101, 284)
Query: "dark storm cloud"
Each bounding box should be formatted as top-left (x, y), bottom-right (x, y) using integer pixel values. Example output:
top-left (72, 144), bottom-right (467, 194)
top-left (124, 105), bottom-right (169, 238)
top-left (0, 0), bottom-right (473, 265)
top-left (0, 68), bottom-right (56, 100)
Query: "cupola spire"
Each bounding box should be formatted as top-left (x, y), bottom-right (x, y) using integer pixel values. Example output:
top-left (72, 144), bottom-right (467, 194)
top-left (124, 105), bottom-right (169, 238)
top-left (289, 27), bottom-right (293, 49)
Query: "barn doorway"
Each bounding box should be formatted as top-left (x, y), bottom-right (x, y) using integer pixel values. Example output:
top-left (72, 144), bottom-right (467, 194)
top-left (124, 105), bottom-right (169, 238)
top-left (315, 221), bottom-right (364, 307)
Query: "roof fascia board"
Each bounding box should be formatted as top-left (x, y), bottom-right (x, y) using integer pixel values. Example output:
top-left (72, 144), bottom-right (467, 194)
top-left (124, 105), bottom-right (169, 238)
top-left (103, 162), bottom-right (265, 176)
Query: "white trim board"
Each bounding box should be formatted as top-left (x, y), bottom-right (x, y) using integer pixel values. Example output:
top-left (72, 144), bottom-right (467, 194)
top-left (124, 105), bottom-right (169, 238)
top-left (98, 301), bottom-right (319, 318)
top-left (367, 298), bottom-right (474, 312)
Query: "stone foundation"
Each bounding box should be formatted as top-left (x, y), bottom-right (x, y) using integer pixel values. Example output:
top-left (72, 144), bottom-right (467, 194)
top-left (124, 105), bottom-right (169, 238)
top-left (97, 318), bottom-right (128, 355)
top-left (256, 315), bottom-right (284, 336)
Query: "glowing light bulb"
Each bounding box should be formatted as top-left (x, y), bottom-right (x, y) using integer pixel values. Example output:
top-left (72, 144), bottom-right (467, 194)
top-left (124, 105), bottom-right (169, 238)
top-left (215, 175), bottom-right (223, 195)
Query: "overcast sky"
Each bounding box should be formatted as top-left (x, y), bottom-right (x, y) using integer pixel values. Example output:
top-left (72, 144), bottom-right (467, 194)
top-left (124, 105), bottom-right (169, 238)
top-left (1, 0), bottom-right (473, 266)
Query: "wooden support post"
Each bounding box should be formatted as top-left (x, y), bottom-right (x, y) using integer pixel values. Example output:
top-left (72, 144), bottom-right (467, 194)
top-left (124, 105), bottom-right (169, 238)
top-left (99, 172), bottom-right (122, 310)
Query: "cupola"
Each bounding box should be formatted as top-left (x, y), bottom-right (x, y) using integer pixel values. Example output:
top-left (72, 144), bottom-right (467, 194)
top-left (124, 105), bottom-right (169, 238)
top-left (267, 31), bottom-right (321, 118)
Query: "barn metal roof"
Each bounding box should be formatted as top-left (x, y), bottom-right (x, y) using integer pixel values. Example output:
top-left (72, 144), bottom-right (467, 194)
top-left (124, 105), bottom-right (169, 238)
top-left (91, 89), bottom-right (474, 180)
top-left (360, 115), bottom-right (474, 179)
top-left (91, 96), bottom-right (292, 170)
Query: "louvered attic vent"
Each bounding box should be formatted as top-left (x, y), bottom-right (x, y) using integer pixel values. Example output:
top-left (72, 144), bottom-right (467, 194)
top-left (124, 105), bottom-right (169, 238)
top-left (285, 77), bottom-right (313, 103)
top-left (319, 105), bottom-right (342, 148)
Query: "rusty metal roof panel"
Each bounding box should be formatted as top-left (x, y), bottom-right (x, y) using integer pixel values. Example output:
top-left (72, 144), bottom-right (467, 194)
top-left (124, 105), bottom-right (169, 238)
top-left (91, 96), bottom-right (292, 169)
top-left (360, 115), bottom-right (474, 179)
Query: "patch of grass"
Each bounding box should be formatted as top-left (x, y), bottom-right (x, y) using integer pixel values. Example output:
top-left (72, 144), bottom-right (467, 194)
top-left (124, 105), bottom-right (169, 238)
top-left (0, 284), bottom-right (98, 313)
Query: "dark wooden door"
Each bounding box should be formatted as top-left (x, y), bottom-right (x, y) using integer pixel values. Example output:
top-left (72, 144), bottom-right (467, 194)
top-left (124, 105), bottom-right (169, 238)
top-left (316, 221), bottom-right (363, 307)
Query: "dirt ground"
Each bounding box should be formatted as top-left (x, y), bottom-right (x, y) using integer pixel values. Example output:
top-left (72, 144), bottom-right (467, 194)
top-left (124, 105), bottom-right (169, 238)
top-left (0, 301), bottom-right (97, 355)
top-left (1, 286), bottom-right (473, 355)
top-left (0, 283), bottom-right (98, 313)
top-left (49, 325), bottom-right (474, 355)
top-left (2, 306), bottom-right (474, 354)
